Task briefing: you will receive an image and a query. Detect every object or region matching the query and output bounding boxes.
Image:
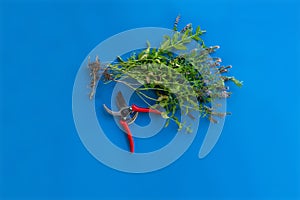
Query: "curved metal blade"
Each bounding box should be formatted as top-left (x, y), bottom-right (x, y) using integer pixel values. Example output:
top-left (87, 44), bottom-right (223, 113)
top-left (127, 112), bottom-right (138, 125)
top-left (116, 91), bottom-right (128, 110)
top-left (103, 104), bottom-right (121, 116)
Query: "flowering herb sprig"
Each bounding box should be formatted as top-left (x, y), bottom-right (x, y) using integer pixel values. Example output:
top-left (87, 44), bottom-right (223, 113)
top-left (89, 16), bottom-right (242, 130)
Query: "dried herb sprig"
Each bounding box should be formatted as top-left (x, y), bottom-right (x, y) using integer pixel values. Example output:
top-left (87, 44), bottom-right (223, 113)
top-left (88, 56), bottom-right (101, 100)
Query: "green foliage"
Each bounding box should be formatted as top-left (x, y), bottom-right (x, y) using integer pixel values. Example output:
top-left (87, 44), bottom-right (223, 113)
top-left (97, 19), bottom-right (242, 131)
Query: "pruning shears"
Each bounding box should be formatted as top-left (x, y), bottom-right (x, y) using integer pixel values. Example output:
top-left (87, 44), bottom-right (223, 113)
top-left (103, 91), bottom-right (161, 153)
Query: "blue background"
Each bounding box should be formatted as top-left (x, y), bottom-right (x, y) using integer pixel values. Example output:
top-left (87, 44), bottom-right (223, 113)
top-left (1, 0), bottom-right (299, 199)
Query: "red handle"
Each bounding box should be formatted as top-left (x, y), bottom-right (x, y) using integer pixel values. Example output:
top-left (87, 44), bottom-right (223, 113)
top-left (119, 120), bottom-right (134, 153)
top-left (131, 104), bottom-right (161, 114)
